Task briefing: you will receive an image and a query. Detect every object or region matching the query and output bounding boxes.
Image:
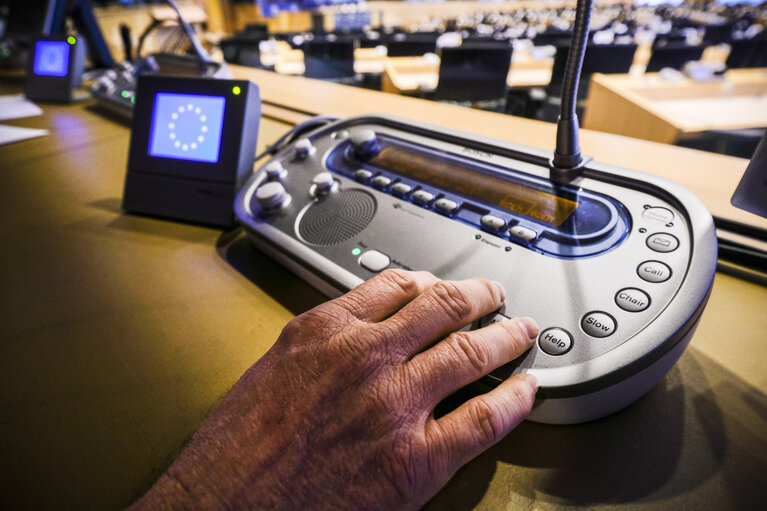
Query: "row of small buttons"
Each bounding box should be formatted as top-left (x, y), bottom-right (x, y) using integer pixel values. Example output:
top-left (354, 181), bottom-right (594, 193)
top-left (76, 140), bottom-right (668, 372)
top-left (538, 262), bottom-right (672, 355)
top-left (480, 215), bottom-right (537, 241)
top-left (355, 169), bottom-right (540, 243)
top-left (538, 311), bottom-right (617, 356)
top-left (537, 213), bottom-right (678, 356)
top-left (537, 288), bottom-right (651, 355)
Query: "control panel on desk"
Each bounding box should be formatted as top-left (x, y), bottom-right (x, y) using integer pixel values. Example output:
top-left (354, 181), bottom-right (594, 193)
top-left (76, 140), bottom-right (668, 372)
top-left (234, 115), bottom-right (717, 424)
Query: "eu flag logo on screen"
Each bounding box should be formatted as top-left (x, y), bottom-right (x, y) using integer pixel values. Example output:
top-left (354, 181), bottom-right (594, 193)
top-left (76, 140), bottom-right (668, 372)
top-left (149, 92), bottom-right (226, 164)
top-left (33, 41), bottom-right (70, 77)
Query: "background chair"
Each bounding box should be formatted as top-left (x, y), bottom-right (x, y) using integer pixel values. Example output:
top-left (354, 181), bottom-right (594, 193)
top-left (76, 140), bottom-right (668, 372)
top-left (534, 42), bottom-right (637, 122)
top-left (385, 35), bottom-right (438, 57)
top-left (645, 43), bottom-right (706, 72)
top-left (303, 39), bottom-right (359, 84)
top-left (726, 37), bottom-right (767, 69)
top-left (219, 36), bottom-right (266, 68)
top-left (431, 45), bottom-right (513, 111)
top-left (546, 42), bottom-right (638, 98)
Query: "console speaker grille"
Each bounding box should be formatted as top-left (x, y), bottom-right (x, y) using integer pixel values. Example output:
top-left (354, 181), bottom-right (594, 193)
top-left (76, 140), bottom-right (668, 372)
top-left (297, 190), bottom-right (377, 245)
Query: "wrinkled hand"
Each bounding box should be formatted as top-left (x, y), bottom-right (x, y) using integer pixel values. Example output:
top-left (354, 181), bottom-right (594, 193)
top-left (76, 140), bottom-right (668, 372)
top-left (131, 269), bottom-right (539, 510)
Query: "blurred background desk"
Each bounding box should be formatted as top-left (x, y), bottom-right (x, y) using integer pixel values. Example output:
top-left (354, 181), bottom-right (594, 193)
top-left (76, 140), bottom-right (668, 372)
top-left (1, 71), bottom-right (767, 510)
top-left (584, 69), bottom-right (767, 145)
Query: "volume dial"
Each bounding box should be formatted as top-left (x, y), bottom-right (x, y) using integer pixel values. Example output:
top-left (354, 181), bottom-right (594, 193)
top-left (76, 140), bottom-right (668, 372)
top-left (264, 161), bottom-right (287, 180)
top-left (294, 138), bottom-right (316, 159)
top-left (350, 129), bottom-right (380, 159)
top-left (311, 172), bottom-right (337, 195)
top-left (256, 181), bottom-right (291, 210)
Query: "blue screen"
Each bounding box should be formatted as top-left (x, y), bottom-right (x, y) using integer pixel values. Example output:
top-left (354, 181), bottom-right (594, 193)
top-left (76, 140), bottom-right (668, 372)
top-left (149, 93), bottom-right (226, 164)
top-left (33, 41), bottom-right (70, 77)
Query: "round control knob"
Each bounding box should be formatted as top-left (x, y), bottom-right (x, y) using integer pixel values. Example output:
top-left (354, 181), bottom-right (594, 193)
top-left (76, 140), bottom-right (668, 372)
top-left (350, 129), bottom-right (380, 159)
top-left (264, 161), bottom-right (287, 180)
top-left (256, 181), bottom-right (291, 210)
top-left (93, 77), bottom-right (114, 94)
top-left (115, 61), bottom-right (134, 73)
top-left (311, 172), bottom-right (336, 195)
top-left (293, 138), bottom-right (315, 159)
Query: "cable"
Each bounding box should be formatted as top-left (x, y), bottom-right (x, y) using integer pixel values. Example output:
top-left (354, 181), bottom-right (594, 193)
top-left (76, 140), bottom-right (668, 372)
top-left (253, 115), bottom-right (342, 162)
top-left (164, 0), bottom-right (213, 64)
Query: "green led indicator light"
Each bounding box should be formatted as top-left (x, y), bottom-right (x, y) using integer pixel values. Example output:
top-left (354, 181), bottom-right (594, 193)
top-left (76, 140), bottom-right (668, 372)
top-left (121, 90), bottom-right (130, 98)
top-left (130, 96), bottom-right (136, 104)
top-left (232, 86), bottom-right (241, 95)
top-left (352, 248), bottom-right (362, 256)
top-left (67, 36), bottom-right (76, 45)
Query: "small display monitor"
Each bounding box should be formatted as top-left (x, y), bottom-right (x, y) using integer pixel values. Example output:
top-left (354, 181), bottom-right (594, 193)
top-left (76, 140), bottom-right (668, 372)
top-left (148, 92), bottom-right (226, 163)
top-left (25, 36), bottom-right (86, 102)
top-left (33, 40), bottom-right (70, 77)
top-left (125, 75), bottom-right (261, 227)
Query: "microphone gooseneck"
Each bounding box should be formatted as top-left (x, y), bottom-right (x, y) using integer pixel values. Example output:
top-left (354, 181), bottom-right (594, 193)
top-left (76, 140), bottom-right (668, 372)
top-left (551, 0), bottom-right (594, 180)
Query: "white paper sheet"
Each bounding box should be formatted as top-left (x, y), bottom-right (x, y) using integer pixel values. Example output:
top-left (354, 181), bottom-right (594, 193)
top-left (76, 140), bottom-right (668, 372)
top-left (0, 124), bottom-right (49, 146)
top-left (0, 94), bottom-right (43, 121)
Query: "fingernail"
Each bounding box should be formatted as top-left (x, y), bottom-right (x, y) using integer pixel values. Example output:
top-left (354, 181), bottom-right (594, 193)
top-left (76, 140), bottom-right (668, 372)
top-left (516, 317), bottom-right (539, 341)
top-left (523, 373), bottom-right (539, 394)
top-left (491, 280), bottom-right (507, 302)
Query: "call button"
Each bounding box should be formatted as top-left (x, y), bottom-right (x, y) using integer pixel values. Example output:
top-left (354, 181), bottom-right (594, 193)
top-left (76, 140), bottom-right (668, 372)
top-left (637, 261), bottom-right (671, 283)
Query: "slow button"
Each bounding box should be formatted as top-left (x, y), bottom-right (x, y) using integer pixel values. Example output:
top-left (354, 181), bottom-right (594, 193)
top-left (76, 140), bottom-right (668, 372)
top-left (581, 312), bottom-right (616, 338)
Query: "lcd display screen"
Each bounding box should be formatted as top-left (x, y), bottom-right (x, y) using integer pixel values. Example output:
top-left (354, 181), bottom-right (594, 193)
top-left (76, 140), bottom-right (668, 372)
top-left (33, 40), bottom-right (69, 77)
top-left (369, 145), bottom-right (579, 227)
top-left (149, 92), bottom-right (226, 163)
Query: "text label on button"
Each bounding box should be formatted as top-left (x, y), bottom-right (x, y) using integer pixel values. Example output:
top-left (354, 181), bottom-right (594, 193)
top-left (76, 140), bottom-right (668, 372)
top-left (538, 328), bottom-right (573, 356)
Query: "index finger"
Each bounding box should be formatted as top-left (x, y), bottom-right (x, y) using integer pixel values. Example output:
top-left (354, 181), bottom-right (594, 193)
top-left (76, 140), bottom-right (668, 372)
top-left (331, 269), bottom-right (441, 323)
top-left (381, 277), bottom-right (506, 359)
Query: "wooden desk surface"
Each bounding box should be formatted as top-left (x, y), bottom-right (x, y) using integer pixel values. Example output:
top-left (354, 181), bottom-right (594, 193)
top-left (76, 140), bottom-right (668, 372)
top-left (1, 76), bottom-right (766, 509)
top-left (584, 68), bottom-right (767, 144)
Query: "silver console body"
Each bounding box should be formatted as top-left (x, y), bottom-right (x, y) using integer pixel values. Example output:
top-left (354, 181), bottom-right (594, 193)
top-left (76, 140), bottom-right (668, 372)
top-left (234, 115), bottom-right (717, 424)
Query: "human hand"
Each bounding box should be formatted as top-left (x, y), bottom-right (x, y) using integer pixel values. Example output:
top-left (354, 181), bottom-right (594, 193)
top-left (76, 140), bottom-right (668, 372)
top-left (130, 269), bottom-right (539, 510)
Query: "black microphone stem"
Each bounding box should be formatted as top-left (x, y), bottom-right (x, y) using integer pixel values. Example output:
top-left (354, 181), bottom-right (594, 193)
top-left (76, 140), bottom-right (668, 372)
top-left (551, 0), bottom-right (594, 181)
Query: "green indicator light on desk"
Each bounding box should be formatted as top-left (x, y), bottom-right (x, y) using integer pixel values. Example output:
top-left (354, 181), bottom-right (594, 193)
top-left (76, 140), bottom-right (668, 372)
top-left (232, 86), bottom-right (241, 95)
top-left (130, 96), bottom-right (136, 104)
top-left (352, 248), bottom-right (362, 256)
top-left (67, 36), bottom-right (76, 45)
top-left (121, 90), bottom-right (130, 98)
